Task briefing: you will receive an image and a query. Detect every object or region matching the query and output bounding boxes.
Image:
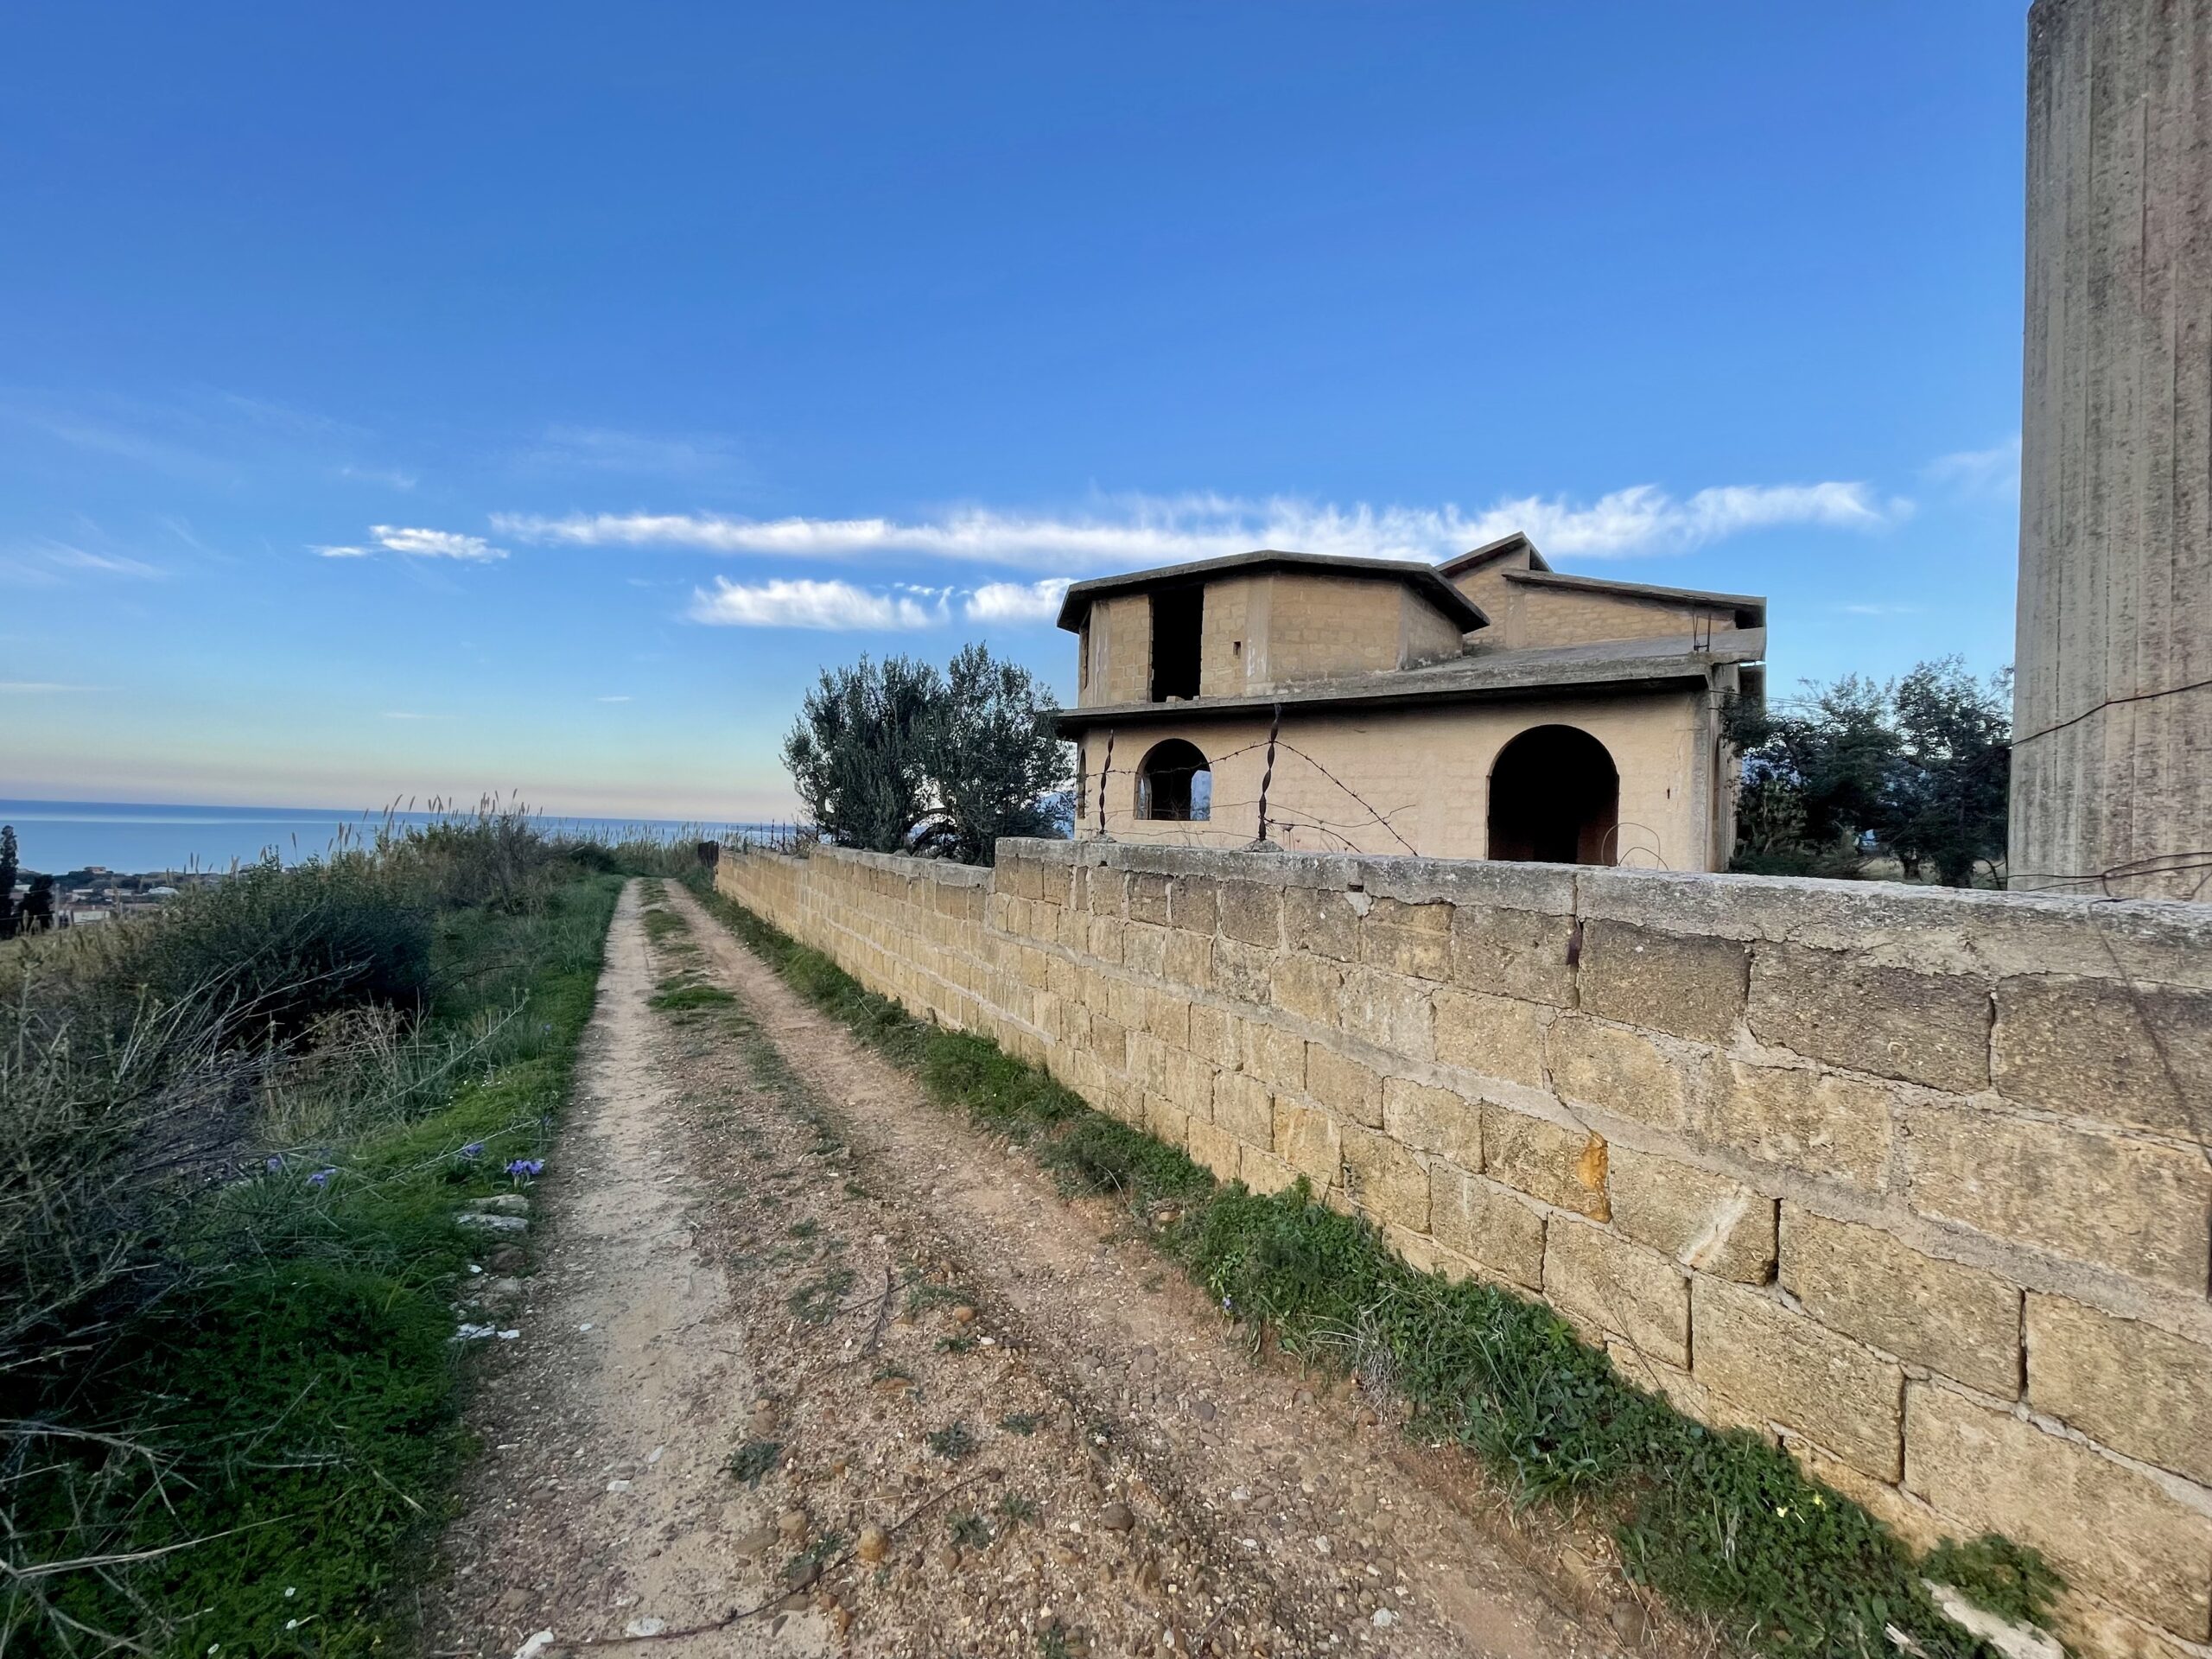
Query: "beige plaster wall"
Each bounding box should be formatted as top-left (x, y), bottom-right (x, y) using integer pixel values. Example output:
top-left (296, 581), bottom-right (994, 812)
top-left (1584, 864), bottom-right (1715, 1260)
top-left (718, 838), bottom-right (2212, 1654)
top-left (1076, 689), bottom-right (1723, 871)
top-left (1079, 572), bottom-right (1475, 708)
top-left (1504, 582), bottom-right (1738, 651)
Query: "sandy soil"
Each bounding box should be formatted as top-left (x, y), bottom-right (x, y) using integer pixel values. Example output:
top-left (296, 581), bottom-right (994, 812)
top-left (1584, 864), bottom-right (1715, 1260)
top-left (421, 879), bottom-right (1653, 1659)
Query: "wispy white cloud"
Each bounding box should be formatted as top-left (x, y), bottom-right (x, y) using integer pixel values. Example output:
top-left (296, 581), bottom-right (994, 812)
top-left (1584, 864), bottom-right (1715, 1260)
top-left (595, 694), bottom-right (632, 703)
top-left (0, 681), bottom-right (105, 693)
top-left (499, 480), bottom-right (1900, 572)
top-left (512, 425), bottom-right (747, 480)
top-left (1925, 436), bottom-right (2021, 501)
top-left (688, 577), bottom-right (946, 630)
top-left (313, 544), bottom-right (375, 559)
top-left (965, 578), bottom-right (1073, 623)
top-left (338, 463), bottom-right (419, 491)
top-left (370, 524), bottom-right (507, 562)
top-left (43, 544), bottom-right (167, 579)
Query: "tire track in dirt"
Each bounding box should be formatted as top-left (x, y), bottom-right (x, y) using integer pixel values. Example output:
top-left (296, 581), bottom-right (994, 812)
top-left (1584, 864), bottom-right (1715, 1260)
top-left (661, 878), bottom-right (1630, 1659)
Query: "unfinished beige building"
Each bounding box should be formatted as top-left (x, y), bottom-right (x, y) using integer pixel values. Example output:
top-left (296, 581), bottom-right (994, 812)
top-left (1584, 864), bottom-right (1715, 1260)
top-left (1056, 534), bottom-right (1765, 871)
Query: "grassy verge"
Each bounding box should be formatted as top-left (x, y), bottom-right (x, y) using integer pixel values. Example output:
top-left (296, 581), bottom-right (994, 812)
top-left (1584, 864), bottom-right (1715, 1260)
top-left (6, 859), bottom-right (635, 1655)
top-left (688, 873), bottom-right (2059, 1659)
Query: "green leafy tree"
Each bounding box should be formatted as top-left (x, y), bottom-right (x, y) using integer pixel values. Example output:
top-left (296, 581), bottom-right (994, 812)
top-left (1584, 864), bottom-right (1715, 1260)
top-left (912, 645), bottom-right (1072, 865)
top-left (783, 656), bottom-right (942, 854)
top-left (1727, 659), bottom-right (2012, 887)
top-left (1726, 676), bottom-right (1900, 873)
top-left (1884, 658), bottom-right (2012, 887)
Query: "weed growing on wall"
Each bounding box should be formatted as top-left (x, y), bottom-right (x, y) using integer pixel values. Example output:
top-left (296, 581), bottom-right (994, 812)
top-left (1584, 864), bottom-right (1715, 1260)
top-left (689, 873), bottom-right (2057, 1659)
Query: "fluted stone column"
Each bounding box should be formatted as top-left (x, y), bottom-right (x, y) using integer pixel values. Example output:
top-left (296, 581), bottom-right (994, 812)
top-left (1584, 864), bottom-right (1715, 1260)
top-left (2012, 0), bottom-right (2212, 899)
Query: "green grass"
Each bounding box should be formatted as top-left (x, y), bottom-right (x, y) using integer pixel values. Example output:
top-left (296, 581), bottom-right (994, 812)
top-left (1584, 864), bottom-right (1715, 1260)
top-left (925, 1422), bottom-right (978, 1461)
top-left (648, 981), bottom-right (736, 1012)
top-left (10, 873), bottom-right (624, 1656)
top-left (688, 874), bottom-right (2056, 1659)
top-left (728, 1440), bottom-right (783, 1486)
top-left (1923, 1536), bottom-right (2064, 1626)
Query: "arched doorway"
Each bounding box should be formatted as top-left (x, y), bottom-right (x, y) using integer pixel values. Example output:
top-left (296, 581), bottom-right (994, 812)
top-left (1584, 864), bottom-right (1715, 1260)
top-left (1137, 739), bottom-right (1211, 821)
top-left (1486, 725), bottom-right (1618, 864)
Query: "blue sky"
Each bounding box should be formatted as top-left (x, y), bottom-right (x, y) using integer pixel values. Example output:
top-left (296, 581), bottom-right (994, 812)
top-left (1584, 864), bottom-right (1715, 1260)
top-left (3, 3), bottom-right (2027, 820)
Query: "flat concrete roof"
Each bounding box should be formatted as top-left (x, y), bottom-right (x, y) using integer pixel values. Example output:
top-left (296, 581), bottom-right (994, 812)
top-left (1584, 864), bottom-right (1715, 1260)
top-left (1053, 627), bottom-right (1766, 734)
top-left (1054, 549), bottom-right (1488, 634)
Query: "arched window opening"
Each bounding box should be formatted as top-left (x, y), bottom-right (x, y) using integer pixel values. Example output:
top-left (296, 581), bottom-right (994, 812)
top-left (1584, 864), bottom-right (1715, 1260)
top-left (1137, 739), bottom-right (1212, 821)
top-left (1486, 725), bottom-right (1618, 865)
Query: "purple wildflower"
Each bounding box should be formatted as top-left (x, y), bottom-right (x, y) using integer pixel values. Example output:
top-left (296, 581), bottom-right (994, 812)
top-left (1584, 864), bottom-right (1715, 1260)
top-left (265, 1155), bottom-right (284, 1173)
top-left (307, 1168), bottom-right (336, 1190)
top-left (506, 1158), bottom-right (544, 1180)
top-left (460, 1142), bottom-right (485, 1160)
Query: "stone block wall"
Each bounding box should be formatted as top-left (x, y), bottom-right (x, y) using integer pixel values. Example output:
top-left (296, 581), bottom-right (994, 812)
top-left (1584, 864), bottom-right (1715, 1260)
top-left (716, 839), bottom-right (2212, 1651)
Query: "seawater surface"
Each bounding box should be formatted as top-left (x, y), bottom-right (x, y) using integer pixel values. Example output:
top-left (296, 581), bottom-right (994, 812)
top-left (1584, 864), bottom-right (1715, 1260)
top-left (0, 799), bottom-right (764, 876)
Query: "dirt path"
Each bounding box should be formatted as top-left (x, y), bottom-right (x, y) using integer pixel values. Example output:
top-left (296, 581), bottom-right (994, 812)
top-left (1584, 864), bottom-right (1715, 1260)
top-left (423, 879), bottom-right (1635, 1659)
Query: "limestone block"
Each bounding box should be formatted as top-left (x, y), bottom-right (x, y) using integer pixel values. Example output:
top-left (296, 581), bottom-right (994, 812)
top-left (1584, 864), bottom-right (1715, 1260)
top-left (1188, 1002), bottom-right (1231, 1063)
top-left (1385, 1223), bottom-right (1446, 1279)
top-left (1305, 1043), bottom-right (1382, 1128)
top-left (1904, 1383), bottom-right (2212, 1640)
top-left (1085, 868), bottom-right (1127, 917)
top-left (1481, 1106), bottom-right (1609, 1220)
top-left (1708, 1061), bottom-right (1893, 1192)
top-left (1090, 1014), bottom-right (1128, 1074)
top-left (1273, 1097), bottom-right (1342, 1187)
top-left (1780, 1207), bottom-right (2022, 1396)
top-left (1429, 1163), bottom-right (1545, 1287)
top-left (1211, 1070), bottom-right (1274, 1147)
top-left (1185, 1120), bottom-right (1242, 1183)
top-left (1240, 1020), bottom-right (1307, 1094)
top-left (1899, 1098), bottom-right (2210, 1293)
top-left (1144, 987), bottom-right (1188, 1047)
top-left (1606, 1147), bottom-right (1775, 1283)
top-left (1361, 898), bottom-right (1453, 981)
top-left (1085, 914), bottom-right (1125, 966)
top-left (1381, 1076), bottom-right (1483, 1169)
top-left (1217, 880), bottom-right (1285, 950)
top-left (1158, 1046), bottom-right (1216, 1116)
top-left (2027, 1294), bottom-right (2212, 1487)
top-left (1123, 921), bottom-right (1169, 979)
top-left (1269, 953), bottom-right (1344, 1026)
top-left (1993, 975), bottom-right (2212, 1140)
top-left (1543, 1217), bottom-right (1689, 1369)
top-left (1449, 903), bottom-right (1575, 1006)
top-left (1342, 1126), bottom-right (1430, 1231)
top-left (1748, 944), bottom-right (1990, 1092)
top-left (1548, 1015), bottom-right (1695, 1133)
top-left (1163, 927), bottom-right (1216, 991)
top-left (1340, 966), bottom-right (1435, 1061)
top-left (1212, 937), bottom-right (1275, 1004)
top-left (1240, 1144), bottom-right (1299, 1196)
top-left (1127, 872), bottom-right (1172, 925)
top-left (1433, 988), bottom-right (1550, 1088)
top-left (1691, 1277), bottom-right (1904, 1481)
top-left (1283, 885), bottom-right (1361, 962)
top-left (1169, 874), bottom-right (1219, 935)
top-left (1143, 1092), bottom-right (1190, 1152)
top-left (1578, 920), bottom-right (1748, 1046)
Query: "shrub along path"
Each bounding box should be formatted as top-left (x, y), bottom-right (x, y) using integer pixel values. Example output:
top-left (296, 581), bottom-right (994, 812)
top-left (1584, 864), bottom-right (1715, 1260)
top-left (424, 879), bottom-right (1613, 1659)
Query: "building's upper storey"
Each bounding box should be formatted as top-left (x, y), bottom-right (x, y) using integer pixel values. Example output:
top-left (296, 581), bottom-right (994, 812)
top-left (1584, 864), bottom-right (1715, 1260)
top-left (1056, 534), bottom-right (1766, 715)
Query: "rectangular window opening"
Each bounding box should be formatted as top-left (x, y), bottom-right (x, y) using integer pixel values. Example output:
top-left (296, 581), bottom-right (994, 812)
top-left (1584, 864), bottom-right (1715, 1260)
top-left (1149, 585), bottom-right (1203, 702)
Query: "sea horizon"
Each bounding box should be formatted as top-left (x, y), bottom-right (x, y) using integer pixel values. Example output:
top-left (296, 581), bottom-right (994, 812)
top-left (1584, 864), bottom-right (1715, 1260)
top-left (0, 797), bottom-right (781, 876)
